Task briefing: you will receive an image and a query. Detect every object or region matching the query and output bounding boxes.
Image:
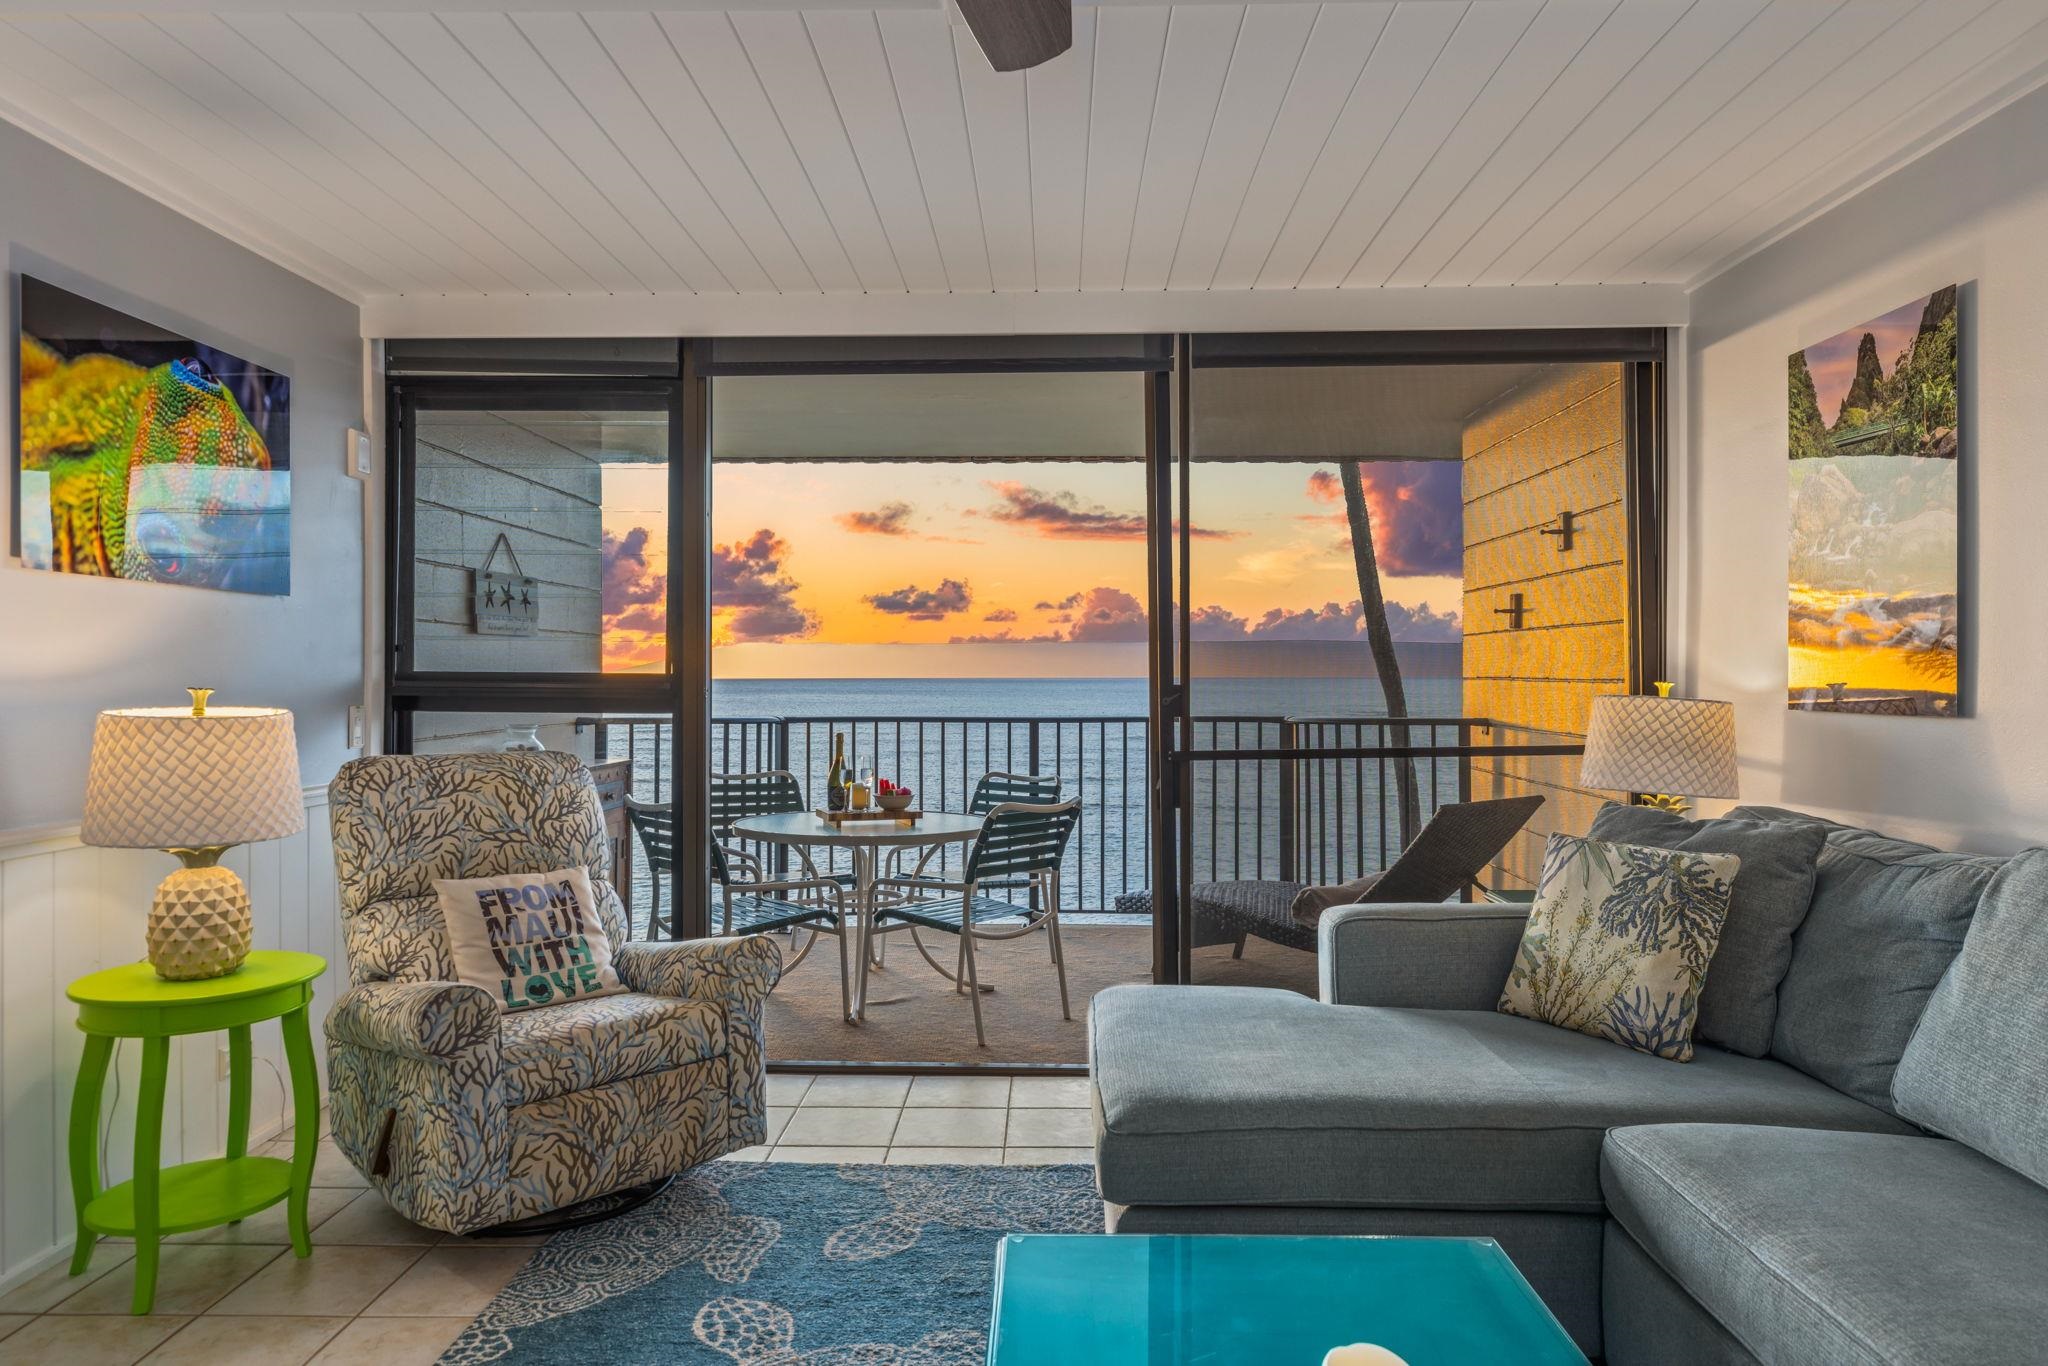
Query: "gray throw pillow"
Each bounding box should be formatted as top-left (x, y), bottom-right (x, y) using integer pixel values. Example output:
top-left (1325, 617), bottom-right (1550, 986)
top-left (1894, 847), bottom-right (2048, 1187)
top-left (1289, 872), bottom-right (1384, 926)
top-left (1587, 803), bottom-right (1825, 1057)
top-left (1732, 805), bottom-right (2000, 1113)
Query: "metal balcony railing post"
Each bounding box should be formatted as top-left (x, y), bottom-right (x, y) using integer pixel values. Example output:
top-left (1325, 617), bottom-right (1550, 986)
top-left (1278, 717), bottom-right (1298, 883)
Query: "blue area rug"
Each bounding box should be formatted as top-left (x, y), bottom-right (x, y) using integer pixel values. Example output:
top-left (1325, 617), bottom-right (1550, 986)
top-left (441, 1162), bottom-right (1099, 1364)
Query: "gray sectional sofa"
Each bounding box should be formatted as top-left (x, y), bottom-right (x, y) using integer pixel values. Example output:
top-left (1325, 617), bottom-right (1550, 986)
top-left (1089, 806), bottom-right (2048, 1362)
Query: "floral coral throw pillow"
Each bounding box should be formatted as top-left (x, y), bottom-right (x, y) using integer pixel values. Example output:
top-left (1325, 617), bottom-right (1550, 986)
top-left (1499, 833), bottom-right (1740, 1061)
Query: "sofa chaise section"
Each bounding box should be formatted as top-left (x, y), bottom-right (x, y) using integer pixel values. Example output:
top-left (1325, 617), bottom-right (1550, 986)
top-left (1601, 1123), bottom-right (2048, 1366)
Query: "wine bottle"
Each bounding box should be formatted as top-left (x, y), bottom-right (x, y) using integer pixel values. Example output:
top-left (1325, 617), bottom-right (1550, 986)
top-left (826, 734), bottom-right (846, 811)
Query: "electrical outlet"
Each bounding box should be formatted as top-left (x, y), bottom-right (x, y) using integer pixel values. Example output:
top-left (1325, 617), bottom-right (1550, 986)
top-left (346, 427), bottom-right (372, 480)
top-left (347, 704), bottom-right (365, 750)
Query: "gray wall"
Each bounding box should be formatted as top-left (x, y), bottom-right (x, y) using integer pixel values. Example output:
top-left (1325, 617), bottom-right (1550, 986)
top-left (1682, 81), bottom-right (2048, 850)
top-left (0, 118), bottom-right (364, 830)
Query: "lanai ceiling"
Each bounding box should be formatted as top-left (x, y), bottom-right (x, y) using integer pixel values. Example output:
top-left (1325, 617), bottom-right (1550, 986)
top-left (0, 0), bottom-right (2043, 308)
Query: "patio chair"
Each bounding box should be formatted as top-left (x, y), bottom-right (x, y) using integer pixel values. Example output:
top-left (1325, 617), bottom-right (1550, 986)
top-left (1193, 794), bottom-right (1545, 956)
top-left (627, 794), bottom-right (854, 1021)
top-left (883, 770), bottom-right (1060, 887)
top-left (867, 798), bottom-right (1082, 1048)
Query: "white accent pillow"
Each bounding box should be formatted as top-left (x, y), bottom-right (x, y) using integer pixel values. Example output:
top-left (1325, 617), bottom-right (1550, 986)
top-left (433, 867), bottom-right (625, 1011)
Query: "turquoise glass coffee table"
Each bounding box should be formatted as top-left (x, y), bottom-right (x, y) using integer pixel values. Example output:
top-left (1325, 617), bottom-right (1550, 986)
top-left (987, 1234), bottom-right (1585, 1365)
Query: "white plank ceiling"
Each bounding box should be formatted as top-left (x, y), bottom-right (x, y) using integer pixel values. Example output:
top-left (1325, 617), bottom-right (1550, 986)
top-left (1, 0), bottom-right (2045, 307)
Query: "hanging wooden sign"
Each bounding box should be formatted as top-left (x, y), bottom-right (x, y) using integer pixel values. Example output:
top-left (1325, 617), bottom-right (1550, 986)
top-left (471, 532), bottom-right (539, 637)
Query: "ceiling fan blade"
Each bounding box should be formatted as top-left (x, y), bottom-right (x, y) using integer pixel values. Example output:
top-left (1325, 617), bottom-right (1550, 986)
top-left (955, 0), bottom-right (1073, 72)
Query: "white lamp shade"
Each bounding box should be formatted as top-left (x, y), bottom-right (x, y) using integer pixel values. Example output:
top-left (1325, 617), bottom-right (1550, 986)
top-left (81, 706), bottom-right (305, 849)
top-left (1579, 693), bottom-right (1739, 800)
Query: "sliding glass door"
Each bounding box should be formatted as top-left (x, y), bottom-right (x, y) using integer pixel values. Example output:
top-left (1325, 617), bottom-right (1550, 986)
top-left (1150, 332), bottom-right (1667, 987)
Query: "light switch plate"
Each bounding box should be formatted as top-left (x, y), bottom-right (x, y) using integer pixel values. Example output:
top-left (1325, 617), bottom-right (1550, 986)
top-left (347, 704), bottom-right (365, 750)
top-left (347, 428), bottom-right (372, 479)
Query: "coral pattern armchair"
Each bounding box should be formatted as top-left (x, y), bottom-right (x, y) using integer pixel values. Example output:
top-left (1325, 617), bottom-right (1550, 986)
top-left (325, 752), bottom-right (780, 1234)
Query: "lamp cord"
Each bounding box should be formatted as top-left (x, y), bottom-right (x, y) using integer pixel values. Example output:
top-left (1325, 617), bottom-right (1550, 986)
top-left (94, 1046), bottom-right (298, 1183)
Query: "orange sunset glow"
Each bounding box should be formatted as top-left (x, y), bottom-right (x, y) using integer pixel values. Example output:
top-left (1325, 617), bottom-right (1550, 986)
top-left (599, 459), bottom-right (1463, 677)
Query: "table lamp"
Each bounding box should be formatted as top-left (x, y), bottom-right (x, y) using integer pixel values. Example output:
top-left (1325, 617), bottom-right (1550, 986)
top-left (81, 689), bottom-right (304, 980)
top-left (1578, 682), bottom-right (1738, 817)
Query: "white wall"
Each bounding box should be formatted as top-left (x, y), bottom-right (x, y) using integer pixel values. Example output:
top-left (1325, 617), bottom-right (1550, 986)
top-left (0, 117), bottom-right (363, 1288)
top-left (1681, 82), bottom-right (2048, 852)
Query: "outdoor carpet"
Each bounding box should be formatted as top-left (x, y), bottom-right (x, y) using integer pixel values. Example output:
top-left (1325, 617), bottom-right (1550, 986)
top-left (440, 1161), bottom-right (1100, 1364)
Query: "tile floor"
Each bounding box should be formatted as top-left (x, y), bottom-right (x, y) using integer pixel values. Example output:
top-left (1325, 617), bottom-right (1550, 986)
top-left (0, 1075), bottom-right (1096, 1365)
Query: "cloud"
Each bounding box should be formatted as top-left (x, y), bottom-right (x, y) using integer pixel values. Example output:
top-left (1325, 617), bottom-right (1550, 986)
top-left (983, 607), bottom-right (1018, 623)
top-left (1035, 592), bottom-right (1083, 612)
top-left (836, 501), bottom-right (916, 536)
top-left (949, 630), bottom-right (1064, 644)
top-left (1306, 469), bottom-right (1342, 504)
top-left (1065, 587), bottom-right (1150, 642)
top-left (601, 527), bottom-right (665, 612)
top-left (601, 527), bottom-right (667, 669)
top-left (981, 482), bottom-right (1233, 541)
top-left (1351, 462), bottom-right (1463, 578)
top-left (1181, 597), bottom-right (1463, 643)
top-left (712, 528), bottom-right (816, 642)
top-left (865, 578), bottom-right (973, 620)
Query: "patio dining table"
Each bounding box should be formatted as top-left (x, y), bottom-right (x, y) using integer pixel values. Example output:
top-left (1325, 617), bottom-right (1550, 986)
top-left (729, 809), bottom-right (984, 1019)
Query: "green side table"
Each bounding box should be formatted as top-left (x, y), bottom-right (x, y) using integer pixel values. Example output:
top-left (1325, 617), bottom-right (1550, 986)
top-left (66, 949), bottom-right (326, 1315)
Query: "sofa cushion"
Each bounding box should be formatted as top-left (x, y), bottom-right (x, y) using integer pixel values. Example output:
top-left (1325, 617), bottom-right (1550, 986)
top-left (1088, 985), bottom-right (1910, 1214)
top-left (500, 991), bottom-right (725, 1107)
top-left (1894, 846), bottom-right (2048, 1188)
top-left (1730, 805), bottom-right (2000, 1111)
top-left (1589, 804), bottom-right (1824, 1057)
top-left (1602, 1123), bottom-right (2048, 1366)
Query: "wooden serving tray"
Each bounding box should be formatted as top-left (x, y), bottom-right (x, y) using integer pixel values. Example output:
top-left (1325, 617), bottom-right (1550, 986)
top-left (816, 808), bottom-right (922, 824)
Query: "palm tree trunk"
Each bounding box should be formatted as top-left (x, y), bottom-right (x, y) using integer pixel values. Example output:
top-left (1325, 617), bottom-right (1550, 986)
top-left (1340, 461), bottom-right (1423, 848)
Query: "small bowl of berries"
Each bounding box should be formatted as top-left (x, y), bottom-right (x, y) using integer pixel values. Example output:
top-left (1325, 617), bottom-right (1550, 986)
top-left (875, 779), bottom-right (915, 812)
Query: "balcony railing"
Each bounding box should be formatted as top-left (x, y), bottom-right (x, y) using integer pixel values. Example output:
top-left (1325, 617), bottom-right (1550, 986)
top-left (580, 713), bottom-right (1581, 931)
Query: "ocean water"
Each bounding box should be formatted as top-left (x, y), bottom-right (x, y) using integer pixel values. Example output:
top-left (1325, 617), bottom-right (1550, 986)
top-left (613, 673), bottom-right (1468, 924)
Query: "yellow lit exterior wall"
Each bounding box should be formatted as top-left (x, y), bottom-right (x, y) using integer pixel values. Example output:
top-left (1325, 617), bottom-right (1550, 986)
top-left (1462, 364), bottom-right (1630, 892)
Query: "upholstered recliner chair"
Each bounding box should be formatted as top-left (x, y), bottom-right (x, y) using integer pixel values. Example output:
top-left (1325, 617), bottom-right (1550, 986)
top-left (325, 751), bottom-right (780, 1233)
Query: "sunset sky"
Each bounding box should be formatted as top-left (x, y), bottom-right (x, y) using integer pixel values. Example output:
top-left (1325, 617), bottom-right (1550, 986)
top-left (600, 458), bottom-right (1464, 677)
top-left (1802, 295), bottom-right (1927, 421)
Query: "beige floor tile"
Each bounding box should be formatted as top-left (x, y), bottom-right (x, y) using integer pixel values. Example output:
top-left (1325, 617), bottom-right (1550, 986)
top-left (0, 1313), bottom-right (187, 1365)
top-left (0, 1317), bottom-right (31, 1342)
top-left (886, 1147), bottom-right (1001, 1165)
top-left (891, 1107), bottom-right (1007, 1147)
top-left (171, 1187), bottom-right (358, 1246)
top-left (1003, 1147), bottom-right (1095, 1165)
top-left (140, 1315), bottom-right (348, 1365)
top-left (801, 1075), bottom-right (911, 1107)
top-left (722, 1146), bottom-right (772, 1162)
top-left (763, 1107), bottom-right (795, 1143)
top-left (310, 1194), bottom-right (442, 1248)
top-left (905, 1076), bottom-right (1011, 1107)
top-left (361, 1247), bottom-right (534, 1318)
top-left (1005, 1108), bottom-right (1094, 1147)
top-left (210, 1247), bottom-right (424, 1318)
top-left (0, 1252), bottom-right (132, 1314)
top-left (764, 1073), bottom-right (816, 1106)
top-left (52, 1245), bottom-right (278, 1317)
top-left (778, 1106), bottom-right (900, 1147)
top-left (306, 1316), bottom-right (472, 1366)
top-left (1007, 1076), bottom-right (1092, 1108)
top-left (257, 1140), bottom-right (369, 1191)
top-left (765, 1147), bottom-right (887, 1163)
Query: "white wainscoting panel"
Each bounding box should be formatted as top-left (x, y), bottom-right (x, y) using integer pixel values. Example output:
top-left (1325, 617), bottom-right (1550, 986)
top-left (0, 788), bottom-right (341, 1291)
